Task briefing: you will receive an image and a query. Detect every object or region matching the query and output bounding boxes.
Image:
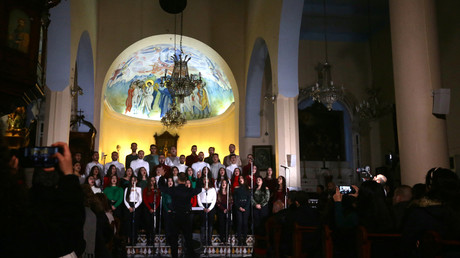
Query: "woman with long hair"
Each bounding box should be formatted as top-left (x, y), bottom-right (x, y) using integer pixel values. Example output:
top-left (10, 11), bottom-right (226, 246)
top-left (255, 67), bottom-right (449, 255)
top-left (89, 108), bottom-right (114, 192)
top-left (252, 175), bottom-right (270, 234)
top-left (120, 167), bottom-right (133, 189)
top-left (201, 166), bottom-right (214, 187)
top-left (245, 165), bottom-right (258, 190)
top-left (230, 168), bottom-right (242, 193)
top-left (197, 175), bottom-right (217, 246)
top-left (216, 179), bottom-right (233, 244)
top-left (215, 167), bottom-right (229, 189)
top-left (89, 166), bottom-right (102, 188)
top-left (73, 162), bottom-right (85, 184)
top-left (186, 167), bottom-right (197, 188)
top-left (233, 176), bottom-right (251, 245)
top-left (171, 166), bottom-right (180, 186)
top-left (162, 177), bottom-right (174, 244)
top-left (186, 179), bottom-right (198, 207)
top-left (136, 167), bottom-right (149, 190)
top-left (142, 176), bottom-right (161, 245)
top-left (85, 175), bottom-right (102, 194)
top-left (123, 176), bottom-right (142, 245)
top-left (103, 175), bottom-right (124, 218)
top-left (103, 165), bottom-right (117, 189)
top-left (272, 175), bottom-right (287, 213)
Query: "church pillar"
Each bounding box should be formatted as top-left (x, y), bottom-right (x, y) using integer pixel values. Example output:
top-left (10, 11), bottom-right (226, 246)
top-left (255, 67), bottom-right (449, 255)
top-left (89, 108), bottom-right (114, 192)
top-left (274, 94), bottom-right (301, 188)
top-left (389, 0), bottom-right (449, 185)
top-left (43, 86), bottom-right (72, 145)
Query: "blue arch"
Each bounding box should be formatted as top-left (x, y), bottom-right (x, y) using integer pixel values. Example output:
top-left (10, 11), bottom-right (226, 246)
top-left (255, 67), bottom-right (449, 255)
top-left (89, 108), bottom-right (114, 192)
top-left (76, 31), bottom-right (95, 130)
top-left (245, 38), bottom-right (269, 138)
top-left (46, 0), bottom-right (71, 91)
top-left (298, 99), bottom-right (353, 164)
top-left (277, 0), bottom-right (304, 97)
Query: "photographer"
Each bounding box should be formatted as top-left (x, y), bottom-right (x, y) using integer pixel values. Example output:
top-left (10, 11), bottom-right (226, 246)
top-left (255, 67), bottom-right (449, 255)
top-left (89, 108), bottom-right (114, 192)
top-left (1, 142), bottom-right (85, 257)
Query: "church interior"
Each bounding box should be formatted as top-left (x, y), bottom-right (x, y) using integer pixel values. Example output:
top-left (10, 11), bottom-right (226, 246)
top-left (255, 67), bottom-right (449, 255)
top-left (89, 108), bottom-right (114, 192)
top-left (2, 0), bottom-right (460, 257)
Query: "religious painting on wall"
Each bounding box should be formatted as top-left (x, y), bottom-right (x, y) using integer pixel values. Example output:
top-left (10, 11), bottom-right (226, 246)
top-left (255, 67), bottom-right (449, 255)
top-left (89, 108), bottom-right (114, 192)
top-left (154, 131), bottom-right (179, 157)
top-left (253, 145), bottom-right (273, 171)
top-left (298, 102), bottom-right (345, 161)
top-left (7, 9), bottom-right (30, 54)
top-left (104, 38), bottom-right (235, 122)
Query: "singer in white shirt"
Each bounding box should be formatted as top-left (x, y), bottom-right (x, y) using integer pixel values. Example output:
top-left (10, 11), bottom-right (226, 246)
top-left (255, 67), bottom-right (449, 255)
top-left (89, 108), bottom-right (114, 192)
top-left (130, 150), bottom-right (150, 177)
top-left (197, 176), bottom-right (216, 245)
top-left (123, 176), bottom-right (143, 245)
top-left (104, 151), bottom-right (125, 178)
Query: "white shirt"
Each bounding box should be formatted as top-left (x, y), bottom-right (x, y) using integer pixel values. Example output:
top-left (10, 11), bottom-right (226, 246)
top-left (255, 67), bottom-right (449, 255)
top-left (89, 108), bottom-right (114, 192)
top-left (210, 163), bottom-right (225, 179)
top-left (166, 156), bottom-right (180, 167)
top-left (124, 187), bottom-right (143, 209)
top-left (130, 159), bottom-right (150, 177)
top-left (85, 162), bottom-right (104, 177)
top-left (104, 161), bottom-right (125, 178)
top-left (197, 188), bottom-right (217, 210)
top-left (91, 185), bottom-right (102, 194)
top-left (226, 164), bottom-right (240, 179)
top-left (177, 163), bottom-right (188, 173)
top-left (191, 161), bottom-right (211, 177)
top-left (223, 154), bottom-right (242, 167)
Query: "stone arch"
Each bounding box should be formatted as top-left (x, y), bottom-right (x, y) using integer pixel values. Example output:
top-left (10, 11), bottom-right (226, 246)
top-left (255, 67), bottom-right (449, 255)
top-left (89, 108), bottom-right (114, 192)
top-left (245, 38), bottom-right (269, 137)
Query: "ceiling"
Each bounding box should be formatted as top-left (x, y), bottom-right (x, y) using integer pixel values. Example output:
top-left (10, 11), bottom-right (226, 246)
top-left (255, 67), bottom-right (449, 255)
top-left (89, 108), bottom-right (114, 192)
top-left (300, 0), bottom-right (390, 42)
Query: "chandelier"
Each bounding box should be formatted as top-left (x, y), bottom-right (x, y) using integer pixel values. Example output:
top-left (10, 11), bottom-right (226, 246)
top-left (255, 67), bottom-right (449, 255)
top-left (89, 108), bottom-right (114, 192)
top-left (159, 9), bottom-right (204, 128)
top-left (309, 0), bottom-right (344, 111)
top-left (161, 102), bottom-right (186, 128)
top-left (355, 88), bottom-right (391, 121)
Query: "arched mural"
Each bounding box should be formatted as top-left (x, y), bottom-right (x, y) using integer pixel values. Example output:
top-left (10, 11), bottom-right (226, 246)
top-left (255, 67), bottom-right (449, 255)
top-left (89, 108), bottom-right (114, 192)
top-left (104, 35), bottom-right (235, 121)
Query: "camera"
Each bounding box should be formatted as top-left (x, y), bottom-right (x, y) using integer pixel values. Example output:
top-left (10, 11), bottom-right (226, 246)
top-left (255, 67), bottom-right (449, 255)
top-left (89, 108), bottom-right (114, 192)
top-left (22, 147), bottom-right (61, 168)
top-left (339, 185), bottom-right (356, 195)
top-left (308, 198), bottom-right (319, 209)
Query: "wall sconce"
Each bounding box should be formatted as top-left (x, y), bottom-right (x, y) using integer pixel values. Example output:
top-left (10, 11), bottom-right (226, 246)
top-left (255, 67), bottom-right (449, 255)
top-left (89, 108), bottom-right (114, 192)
top-left (264, 94), bottom-right (276, 104)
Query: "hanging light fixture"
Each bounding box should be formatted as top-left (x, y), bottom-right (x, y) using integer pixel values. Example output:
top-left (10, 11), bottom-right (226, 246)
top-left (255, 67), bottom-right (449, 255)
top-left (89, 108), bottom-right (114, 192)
top-left (159, 9), bottom-right (204, 128)
top-left (309, 0), bottom-right (344, 111)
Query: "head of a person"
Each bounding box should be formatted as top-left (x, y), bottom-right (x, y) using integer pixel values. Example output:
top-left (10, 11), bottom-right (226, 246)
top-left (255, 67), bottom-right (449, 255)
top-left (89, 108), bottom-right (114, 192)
top-left (111, 151), bottom-right (118, 161)
top-left (256, 176), bottom-right (264, 187)
top-left (267, 167), bottom-right (273, 177)
top-left (131, 142), bottom-right (137, 152)
top-left (218, 167), bottom-right (226, 177)
top-left (87, 175), bottom-right (95, 186)
top-left (238, 175), bottom-right (246, 186)
top-left (150, 144), bottom-right (157, 154)
top-left (208, 147), bottom-right (215, 155)
top-left (156, 166), bottom-right (164, 176)
top-left (90, 166), bottom-right (100, 178)
top-left (233, 167), bottom-right (241, 177)
top-left (149, 176), bottom-right (157, 189)
top-left (229, 144), bottom-right (235, 154)
top-left (139, 167), bottom-right (147, 178)
top-left (73, 162), bottom-right (81, 173)
top-left (110, 175), bottom-right (118, 186)
top-left (412, 183), bottom-right (427, 200)
top-left (158, 154), bottom-right (165, 164)
top-left (170, 146), bottom-right (177, 156)
top-left (425, 167), bottom-right (460, 204)
top-left (185, 179), bottom-right (191, 188)
top-left (180, 154), bottom-right (186, 164)
top-left (91, 151), bottom-right (99, 162)
top-left (138, 150), bottom-right (145, 159)
top-left (393, 185), bottom-right (412, 205)
top-left (198, 152), bottom-right (205, 161)
top-left (74, 152), bottom-right (82, 162)
top-left (221, 179), bottom-right (228, 190)
top-left (125, 167), bottom-right (133, 177)
top-left (247, 154), bottom-right (254, 163)
top-left (186, 167), bottom-right (194, 177)
top-left (316, 184), bottom-right (325, 194)
top-left (172, 166), bottom-right (179, 176)
top-left (212, 153), bottom-right (219, 163)
top-left (178, 172), bottom-right (187, 184)
top-left (373, 174), bottom-right (387, 185)
top-left (202, 166), bottom-right (211, 177)
top-left (130, 175), bottom-right (137, 186)
top-left (191, 145), bottom-right (197, 154)
top-left (252, 165), bottom-right (258, 174)
top-left (278, 176), bottom-right (286, 187)
top-left (230, 154), bottom-right (237, 164)
top-left (108, 165), bottom-right (117, 177)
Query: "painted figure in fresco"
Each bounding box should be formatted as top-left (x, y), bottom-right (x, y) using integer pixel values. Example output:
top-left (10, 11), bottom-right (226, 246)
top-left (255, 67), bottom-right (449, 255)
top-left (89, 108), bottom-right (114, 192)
top-left (158, 83), bottom-right (172, 117)
top-left (125, 83), bottom-right (135, 114)
top-left (148, 80), bottom-right (160, 110)
top-left (142, 82), bottom-right (154, 115)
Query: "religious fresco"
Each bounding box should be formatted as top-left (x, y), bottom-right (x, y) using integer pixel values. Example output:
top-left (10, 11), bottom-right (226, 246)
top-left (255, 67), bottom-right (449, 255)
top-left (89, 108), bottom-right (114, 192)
top-left (104, 44), bottom-right (234, 121)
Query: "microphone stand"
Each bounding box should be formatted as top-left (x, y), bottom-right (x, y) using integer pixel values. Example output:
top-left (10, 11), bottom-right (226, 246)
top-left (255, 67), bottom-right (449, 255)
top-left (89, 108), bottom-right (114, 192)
top-left (204, 172), bottom-right (209, 257)
top-left (158, 196), bottom-right (163, 257)
top-left (280, 165), bottom-right (290, 208)
top-left (225, 182), bottom-right (229, 257)
top-left (250, 161), bottom-right (254, 237)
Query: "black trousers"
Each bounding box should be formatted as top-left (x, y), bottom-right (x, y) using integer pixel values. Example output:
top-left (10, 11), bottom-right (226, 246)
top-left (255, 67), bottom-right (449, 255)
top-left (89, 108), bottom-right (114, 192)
top-left (235, 209), bottom-right (249, 240)
top-left (200, 204), bottom-right (215, 244)
top-left (169, 211), bottom-right (196, 258)
top-left (253, 205), bottom-right (269, 235)
top-left (217, 209), bottom-right (231, 242)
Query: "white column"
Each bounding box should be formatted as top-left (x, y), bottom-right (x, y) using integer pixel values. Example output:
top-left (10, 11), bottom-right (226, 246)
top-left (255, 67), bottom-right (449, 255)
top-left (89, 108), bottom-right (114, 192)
top-left (389, 0), bottom-right (449, 185)
top-left (43, 86), bottom-right (72, 145)
top-left (274, 94), bottom-right (301, 188)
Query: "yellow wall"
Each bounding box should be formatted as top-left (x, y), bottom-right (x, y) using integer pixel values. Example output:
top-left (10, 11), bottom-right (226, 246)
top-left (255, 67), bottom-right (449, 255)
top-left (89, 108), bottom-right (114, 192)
top-left (99, 102), bottom-right (238, 161)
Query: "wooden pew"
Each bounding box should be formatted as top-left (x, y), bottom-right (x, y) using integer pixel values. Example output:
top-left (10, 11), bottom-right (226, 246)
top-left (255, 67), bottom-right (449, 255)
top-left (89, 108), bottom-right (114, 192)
top-left (356, 226), bottom-right (401, 258)
top-left (420, 231), bottom-right (460, 258)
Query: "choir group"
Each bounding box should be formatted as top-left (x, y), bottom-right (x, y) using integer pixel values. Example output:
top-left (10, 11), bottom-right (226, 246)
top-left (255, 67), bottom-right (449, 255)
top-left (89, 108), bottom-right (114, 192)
top-left (72, 143), bottom-right (287, 247)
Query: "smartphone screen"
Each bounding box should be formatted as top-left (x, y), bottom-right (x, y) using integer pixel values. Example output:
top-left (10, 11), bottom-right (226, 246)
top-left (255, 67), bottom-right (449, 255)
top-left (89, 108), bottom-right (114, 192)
top-left (24, 147), bottom-right (59, 168)
top-left (339, 185), bottom-right (353, 195)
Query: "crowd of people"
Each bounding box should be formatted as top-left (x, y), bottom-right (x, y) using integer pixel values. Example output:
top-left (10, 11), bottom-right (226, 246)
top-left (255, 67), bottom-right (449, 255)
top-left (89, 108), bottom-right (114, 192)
top-left (72, 143), bottom-right (292, 256)
top-left (2, 133), bottom-right (460, 258)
